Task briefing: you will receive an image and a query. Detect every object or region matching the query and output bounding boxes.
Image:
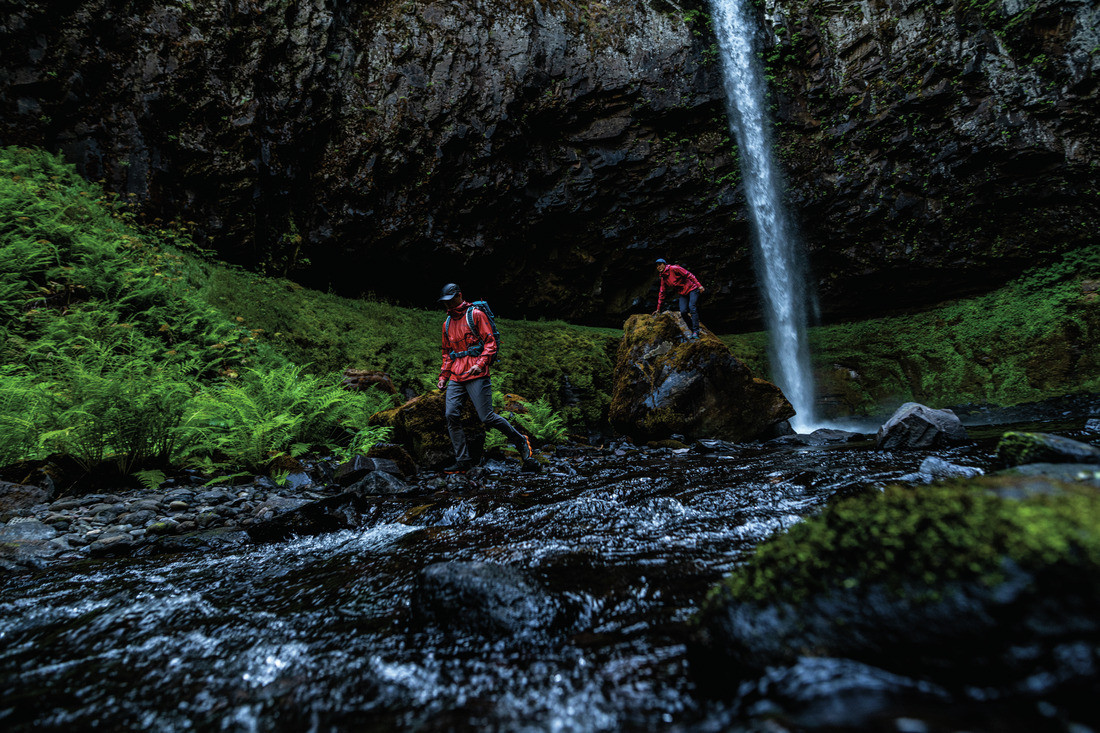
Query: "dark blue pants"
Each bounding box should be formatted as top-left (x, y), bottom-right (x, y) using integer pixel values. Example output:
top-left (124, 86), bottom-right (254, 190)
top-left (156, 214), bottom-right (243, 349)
top-left (679, 289), bottom-right (700, 333)
top-left (445, 377), bottom-right (529, 462)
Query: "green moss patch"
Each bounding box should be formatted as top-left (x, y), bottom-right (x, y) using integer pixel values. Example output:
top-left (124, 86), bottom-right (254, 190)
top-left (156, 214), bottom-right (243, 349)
top-left (722, 247), bottom-right (1100, 415)
top-left (715, 478), bottom-right (1100, 606)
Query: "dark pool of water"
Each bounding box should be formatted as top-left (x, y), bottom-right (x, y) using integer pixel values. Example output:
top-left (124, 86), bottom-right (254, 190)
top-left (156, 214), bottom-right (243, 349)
top-left (1, 408), bottom-right (1097, 732)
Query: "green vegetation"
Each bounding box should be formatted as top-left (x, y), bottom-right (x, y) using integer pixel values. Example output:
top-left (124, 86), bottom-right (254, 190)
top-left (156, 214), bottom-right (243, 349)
top-left (714, 479), bottom-right (1100, 605)
top-left (203, 266), bottom-right (619, 426)
top-left (724, 247), bottom-right (1100, 414)
top-left (0, 146), bottom-right (603, 485)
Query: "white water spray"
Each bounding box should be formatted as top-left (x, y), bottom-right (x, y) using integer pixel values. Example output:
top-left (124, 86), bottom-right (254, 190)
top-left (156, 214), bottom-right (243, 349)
top-left (709, 0), bottom-right (817, 432)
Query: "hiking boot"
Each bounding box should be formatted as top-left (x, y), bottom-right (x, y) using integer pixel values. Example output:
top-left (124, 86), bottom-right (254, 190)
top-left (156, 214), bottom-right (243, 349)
top-left (521, 458), bottom-right (542, 474)
top-left (442, 460), bottom-right (473, 474)
top-left (518, 435), bottom-right (535, 461)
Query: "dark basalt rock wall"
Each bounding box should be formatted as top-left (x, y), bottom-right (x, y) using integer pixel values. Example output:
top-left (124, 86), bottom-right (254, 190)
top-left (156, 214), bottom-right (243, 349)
top-left (2, 0), bottom-right (1096, 328)
top-left (764, 0), bottom-right (1100, 321)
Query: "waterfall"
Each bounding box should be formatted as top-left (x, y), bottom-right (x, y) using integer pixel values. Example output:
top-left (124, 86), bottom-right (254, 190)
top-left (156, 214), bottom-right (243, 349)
top-left (709, 0), bottom-right (818, 432)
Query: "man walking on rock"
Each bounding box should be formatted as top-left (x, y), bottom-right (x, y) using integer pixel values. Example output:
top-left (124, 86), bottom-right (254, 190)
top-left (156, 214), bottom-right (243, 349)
top-left (436, 283), bottom-right (540, 474)
top-left (653, 258), bottom-right (705, 339)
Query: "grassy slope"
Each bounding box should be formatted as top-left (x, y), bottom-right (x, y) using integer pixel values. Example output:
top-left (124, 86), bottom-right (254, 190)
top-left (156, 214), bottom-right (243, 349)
top-left (200, 266), bottom-right (622, 426)
top-left (723, 248), bottom-right (1100, 416)
top-left (4, 143), bottom-right (1097, 443)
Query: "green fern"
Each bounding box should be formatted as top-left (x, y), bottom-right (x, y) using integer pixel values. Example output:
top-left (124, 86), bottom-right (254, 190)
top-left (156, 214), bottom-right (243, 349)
top-left (134, 469), bottom-right (166, 491)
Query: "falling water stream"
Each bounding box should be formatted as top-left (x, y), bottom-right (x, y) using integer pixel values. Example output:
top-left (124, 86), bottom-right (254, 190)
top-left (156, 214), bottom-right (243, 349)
top-left (709, 0), bottom-right (817, 431)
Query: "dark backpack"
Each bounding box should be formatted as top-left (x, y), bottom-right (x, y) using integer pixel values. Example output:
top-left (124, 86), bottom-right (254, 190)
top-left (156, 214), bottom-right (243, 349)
top-left (444, 300), bottom-right (501, 365)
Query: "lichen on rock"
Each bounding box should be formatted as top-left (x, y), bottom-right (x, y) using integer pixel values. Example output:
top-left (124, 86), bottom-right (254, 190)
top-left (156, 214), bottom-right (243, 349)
top-left (609, 312), bottom-right (793, 441)
top-left (691, 475), bottom-right (1100, 698)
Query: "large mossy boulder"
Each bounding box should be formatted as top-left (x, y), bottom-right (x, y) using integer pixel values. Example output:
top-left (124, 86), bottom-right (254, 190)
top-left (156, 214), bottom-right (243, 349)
top-left (690, 477), bottom-right (1100, 704)
top-left (609, 313), bottom-right (794, 442)
top-left (369, 391), bottom-right (485, 469)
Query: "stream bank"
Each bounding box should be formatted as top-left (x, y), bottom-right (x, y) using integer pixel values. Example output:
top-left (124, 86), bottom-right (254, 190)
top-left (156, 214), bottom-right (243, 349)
top-left (2, 397), bottom-right (1098, 731)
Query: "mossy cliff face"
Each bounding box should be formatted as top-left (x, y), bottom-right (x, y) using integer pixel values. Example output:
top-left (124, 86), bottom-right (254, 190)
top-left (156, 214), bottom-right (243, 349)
top-left (691, 476), bottom-right (1100, 697)
top-left (2, 0), bottom-right (1097, 327)
top-left (609, 313), bottom-right (793, 441)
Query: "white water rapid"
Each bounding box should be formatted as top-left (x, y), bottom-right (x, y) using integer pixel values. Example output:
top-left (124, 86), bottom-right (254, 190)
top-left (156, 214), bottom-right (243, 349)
top-left (709, 0), bottom-right (818, 432)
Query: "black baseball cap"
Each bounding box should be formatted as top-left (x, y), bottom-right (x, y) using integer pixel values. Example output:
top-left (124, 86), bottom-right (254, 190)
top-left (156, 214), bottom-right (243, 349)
top-left (437, 283), bottom-right (461, 301)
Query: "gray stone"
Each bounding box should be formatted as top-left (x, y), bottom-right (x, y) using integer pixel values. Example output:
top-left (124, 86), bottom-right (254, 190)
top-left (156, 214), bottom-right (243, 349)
top-left (347, 470), bottom-right (412, 496)
top-left (995, 464), bottom-right (1100, 493)
top-left (876, 403), bottom-right (968, 450)
top-left (118, 509), bottom-right (157, 526)
top-left (918, 457), bottom-right (984, 480)
top-left (195, 489), bottom-right (233, 504)
top-left (996, 432), bottom-right (1100, 467)
top-left (411, 561), bottom-right (560, 637)
top-left (0, 480), bottom-right (53, 513)
top-left (0, 517), bottom-right (58, 543)
top-left (88, 532), bottom-right (136, 558)
top-left (168, 500), bottom-right (190, 511)
top-left (284, 471), bottom-right (313, 490)
top-left (146, 519), bottom-right (180, 536)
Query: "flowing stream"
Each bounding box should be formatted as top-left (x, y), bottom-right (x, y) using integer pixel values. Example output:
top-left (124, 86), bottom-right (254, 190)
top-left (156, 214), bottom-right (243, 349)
top-left (2, 403), bottom-right (1095, 731)
top-left (709, 0), bottom-right (817, 431)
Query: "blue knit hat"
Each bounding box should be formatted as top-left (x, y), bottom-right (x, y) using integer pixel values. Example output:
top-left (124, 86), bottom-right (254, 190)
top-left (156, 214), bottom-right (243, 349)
top-left (655, 258), bottom-right (666, 264)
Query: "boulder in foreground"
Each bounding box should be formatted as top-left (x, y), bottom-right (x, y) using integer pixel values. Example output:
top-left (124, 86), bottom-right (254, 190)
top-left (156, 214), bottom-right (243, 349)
top-left (609, 313), bottom-right (794, 442)
top-left (690, 476), bottom-right (1100, 707)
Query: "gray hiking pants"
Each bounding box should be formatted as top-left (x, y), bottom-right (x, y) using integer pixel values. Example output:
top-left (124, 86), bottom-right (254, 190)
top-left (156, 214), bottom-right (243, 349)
top-left (678, 289), bottom-right (700, 333)
top-left (445, 377), bottom-right (529, 463)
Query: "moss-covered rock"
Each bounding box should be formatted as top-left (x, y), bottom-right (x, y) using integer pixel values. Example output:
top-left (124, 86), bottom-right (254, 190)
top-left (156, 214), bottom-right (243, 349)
top-left (609, 313), bottom-right (793, 442)
top-left (369, 391), bottom-right (486, 469)
top-left (691, 476), bottom-right (1100, 699)
top-left (996, 431), bottom-right (1100, 467)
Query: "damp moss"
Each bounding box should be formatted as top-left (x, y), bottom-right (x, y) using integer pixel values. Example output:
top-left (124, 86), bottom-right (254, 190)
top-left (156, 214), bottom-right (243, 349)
top-left (710, 478), bottom-right (1100, 607)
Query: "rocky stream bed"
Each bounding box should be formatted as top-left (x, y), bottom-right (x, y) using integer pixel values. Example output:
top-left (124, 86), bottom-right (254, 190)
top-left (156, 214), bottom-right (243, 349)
top-left (2, 398), bottom-right (1099, 731)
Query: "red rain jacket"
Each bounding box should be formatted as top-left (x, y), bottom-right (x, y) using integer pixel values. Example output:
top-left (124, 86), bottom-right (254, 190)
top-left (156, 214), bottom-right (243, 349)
top-left (657, 264), bottom-right (702, 310)
top-left (440, 301), bottom-right (496, 384)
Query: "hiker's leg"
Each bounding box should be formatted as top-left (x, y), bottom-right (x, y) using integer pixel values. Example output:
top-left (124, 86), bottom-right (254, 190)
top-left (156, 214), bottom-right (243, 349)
top-left (468, 377), bottom-right (532, 459)
top-left (678, 294), bottom-right (690, 329)
top-left (687, 289), bottom-right (700, 333)
top-left (445, 380), bottom-right (471, 462)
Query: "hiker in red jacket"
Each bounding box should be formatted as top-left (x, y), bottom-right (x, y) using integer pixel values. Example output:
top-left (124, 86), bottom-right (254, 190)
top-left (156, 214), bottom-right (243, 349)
top-left (653, 258), bottom-right (705, 338)
top-left (436, 283), bottom-right (539, 474)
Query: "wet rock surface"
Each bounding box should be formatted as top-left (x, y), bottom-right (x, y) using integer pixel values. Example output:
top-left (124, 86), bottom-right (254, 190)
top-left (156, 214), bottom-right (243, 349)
top-left (876, 402), bottom-right (969, 450)
top-left (412, 561), bottom-right (561, 637)
top-left (0, 403), bottom-right (1096, 730)
top-left (997, 430), bottom-right (1100, 466)
top-left (609, 313), bottom-right (794, 441)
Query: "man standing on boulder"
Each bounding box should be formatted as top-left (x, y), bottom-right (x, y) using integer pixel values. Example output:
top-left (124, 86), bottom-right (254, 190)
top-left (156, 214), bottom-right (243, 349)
top-left (437, 283), bottom-right (540, 474)
top-left (653, 258), bottom-right (705, 339)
